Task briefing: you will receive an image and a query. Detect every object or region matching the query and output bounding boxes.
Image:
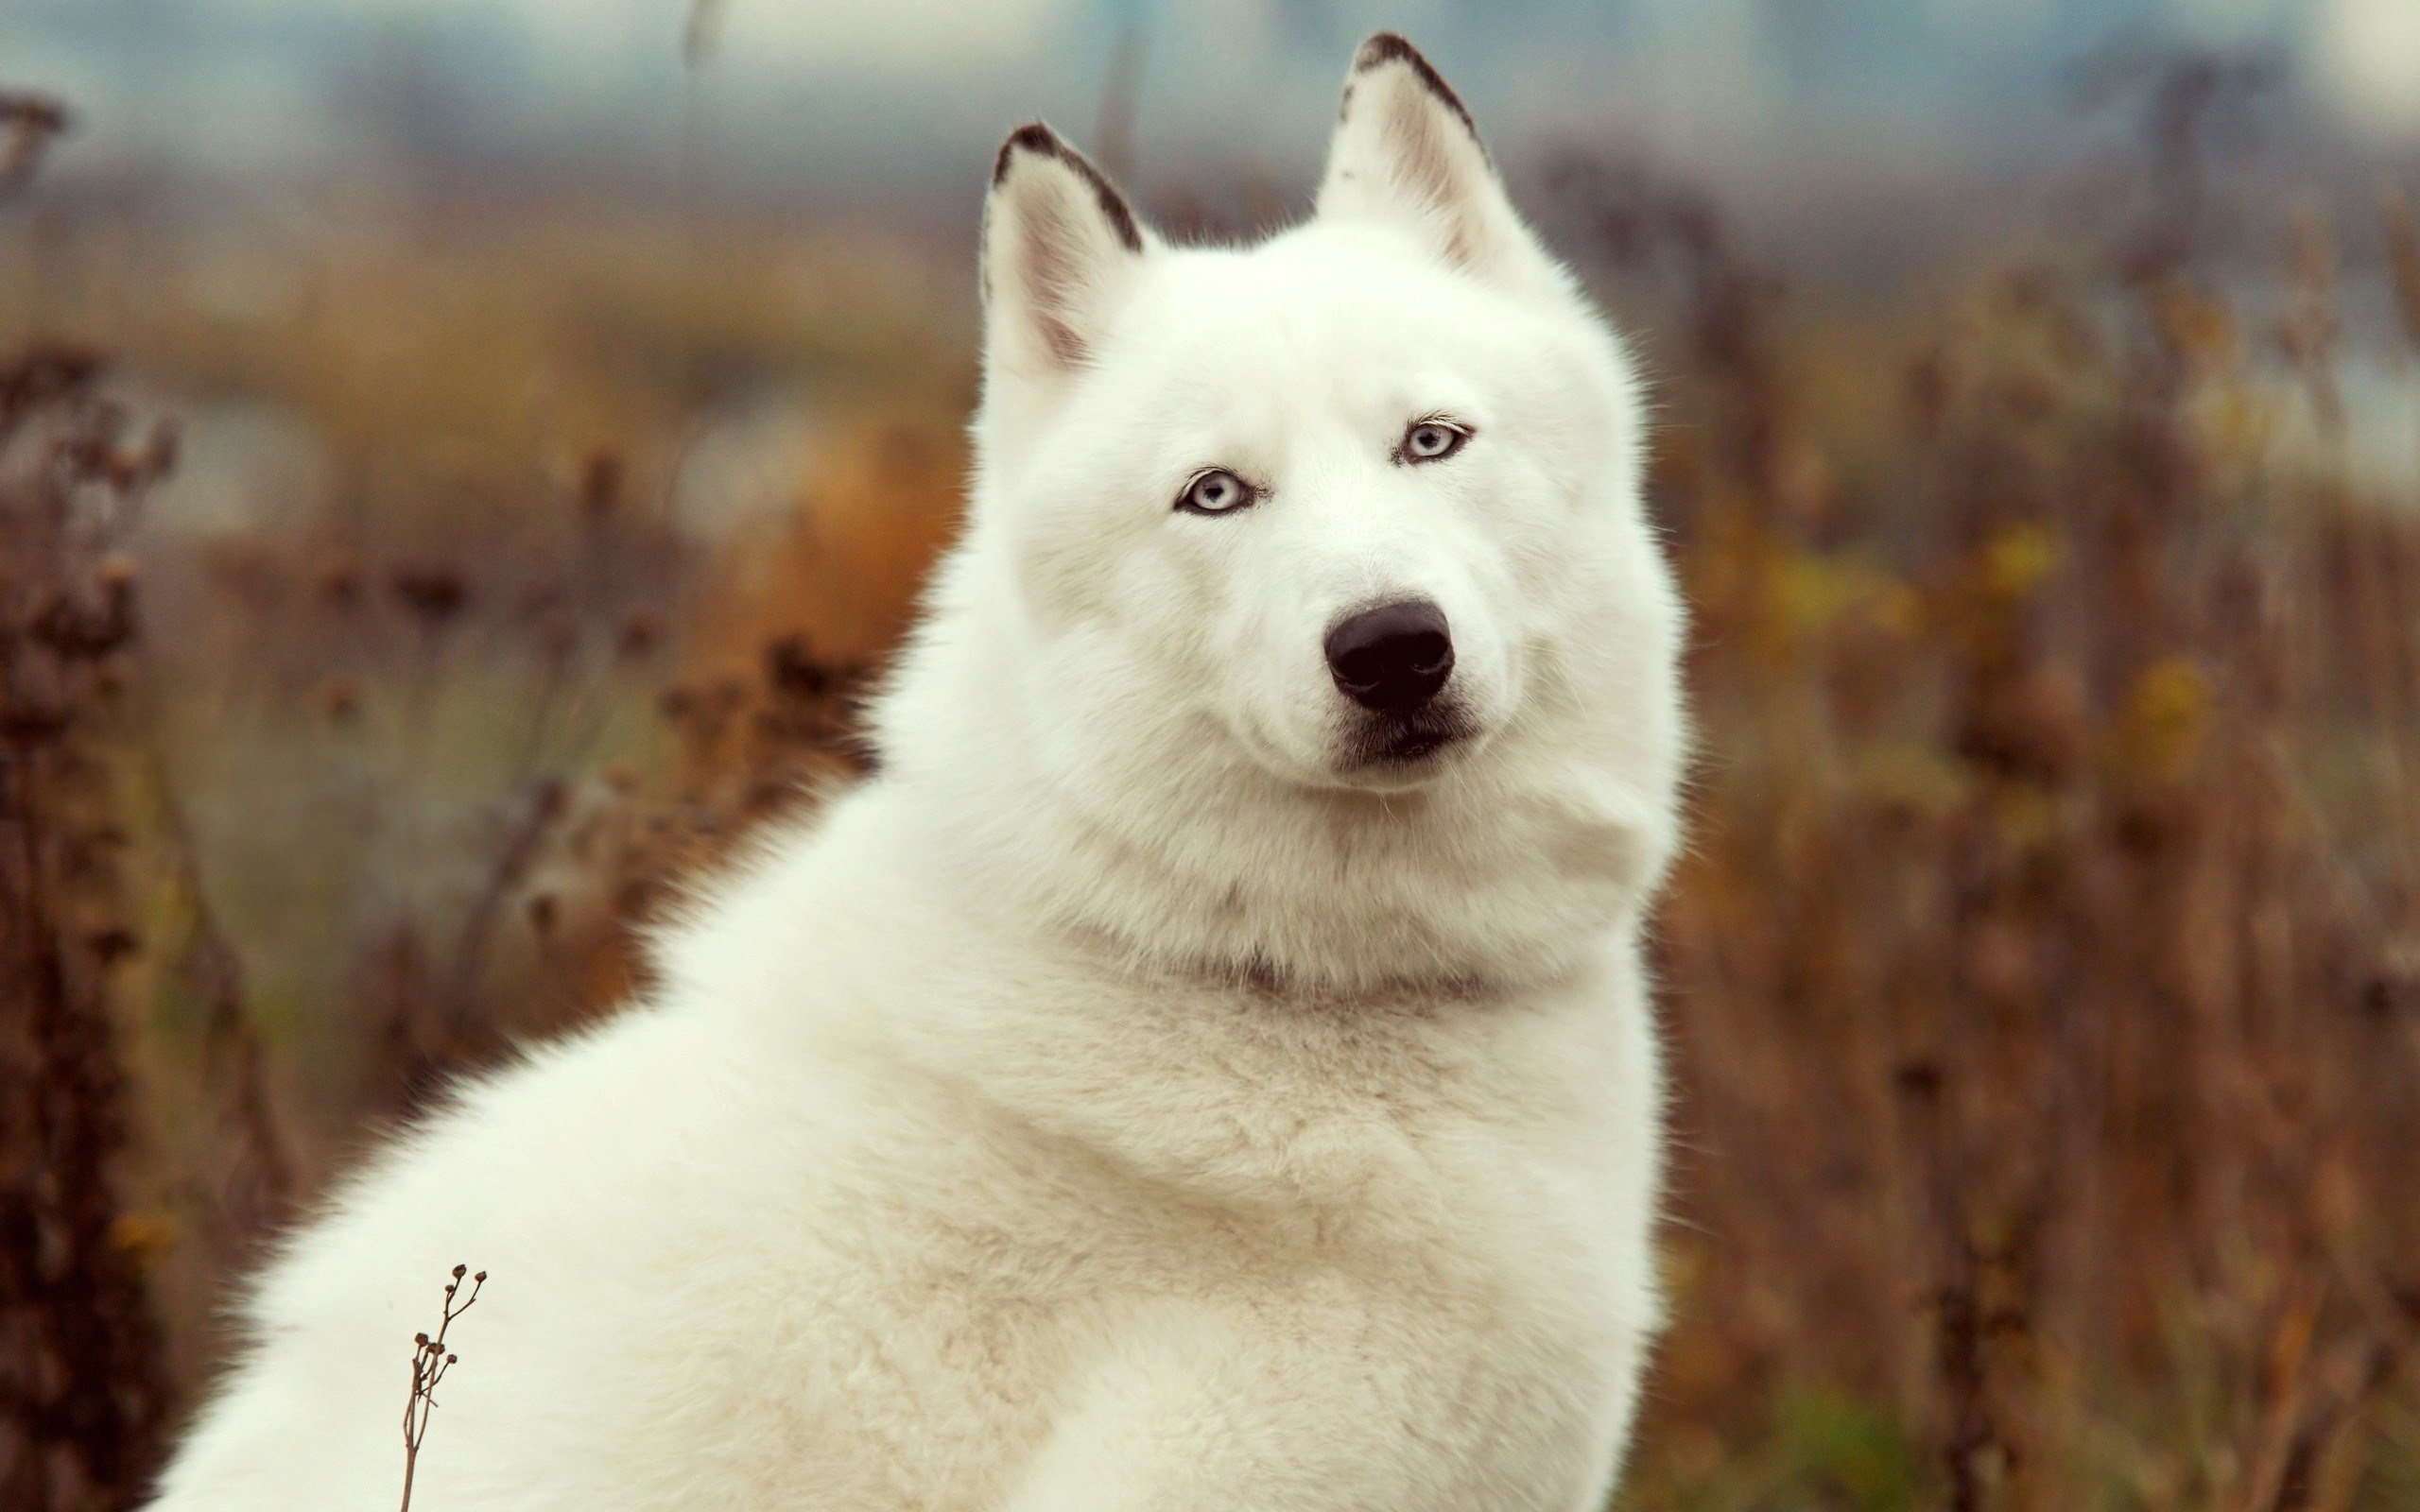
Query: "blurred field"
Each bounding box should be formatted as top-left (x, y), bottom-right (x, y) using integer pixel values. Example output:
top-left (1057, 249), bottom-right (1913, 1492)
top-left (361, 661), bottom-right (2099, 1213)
top-left (3, 56), bottom-right (2418, 1512)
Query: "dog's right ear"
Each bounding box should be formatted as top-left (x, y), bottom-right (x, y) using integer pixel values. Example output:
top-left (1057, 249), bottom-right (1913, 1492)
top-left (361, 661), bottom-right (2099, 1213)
top-left (1318, 34), bottom-right (1563, 301)
top-left (982, 124), bottom-right (1150, 387)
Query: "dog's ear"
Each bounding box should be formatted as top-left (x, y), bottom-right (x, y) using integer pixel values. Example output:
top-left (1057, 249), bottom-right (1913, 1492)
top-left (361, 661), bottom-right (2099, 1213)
top-left (983, 123), bottom-right (1150, 385)
top-left (1317, 34), bottom-right (1562, 298)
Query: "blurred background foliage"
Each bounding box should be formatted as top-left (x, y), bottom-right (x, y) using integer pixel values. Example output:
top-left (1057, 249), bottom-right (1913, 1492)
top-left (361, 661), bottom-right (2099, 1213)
top-left (0, 2), bottom-right (2416, 1509)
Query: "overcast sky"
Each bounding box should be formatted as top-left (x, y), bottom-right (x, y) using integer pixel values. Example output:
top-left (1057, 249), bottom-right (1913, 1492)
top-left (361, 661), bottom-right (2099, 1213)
top-left (5, 0), bottom-right (2414, 184)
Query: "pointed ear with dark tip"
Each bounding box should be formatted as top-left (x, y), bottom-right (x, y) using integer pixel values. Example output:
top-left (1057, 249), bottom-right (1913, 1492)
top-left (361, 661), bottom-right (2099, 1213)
top-left (982, 123), bottom-right (1150, 387)
top-left (1317, 33), bottom-right (1563, 297)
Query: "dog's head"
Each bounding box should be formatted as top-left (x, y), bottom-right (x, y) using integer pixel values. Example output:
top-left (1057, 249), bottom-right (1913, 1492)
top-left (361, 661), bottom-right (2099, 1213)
top-left (877, 35), bottom-right (1685, 988)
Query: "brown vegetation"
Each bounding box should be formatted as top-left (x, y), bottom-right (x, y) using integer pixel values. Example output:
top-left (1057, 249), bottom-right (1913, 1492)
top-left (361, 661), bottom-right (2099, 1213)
top-left (1553, 62), bottom-right (2420, 1510)
top-left (0, 93), bottom-right (178, 1512)
top-left (0, 58), bottom-right (2413, 1512)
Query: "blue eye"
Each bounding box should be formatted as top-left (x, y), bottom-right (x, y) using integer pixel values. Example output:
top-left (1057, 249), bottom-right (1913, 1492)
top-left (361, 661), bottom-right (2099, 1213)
top-left (1400, 419), bottom-right (1470, 464)
top-left (1177, 469), bottom-right (1255, 515)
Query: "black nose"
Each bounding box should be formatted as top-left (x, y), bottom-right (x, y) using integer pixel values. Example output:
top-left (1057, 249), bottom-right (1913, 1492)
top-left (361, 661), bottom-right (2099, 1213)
top-left (1324, 599), bottom-right (1454, 715)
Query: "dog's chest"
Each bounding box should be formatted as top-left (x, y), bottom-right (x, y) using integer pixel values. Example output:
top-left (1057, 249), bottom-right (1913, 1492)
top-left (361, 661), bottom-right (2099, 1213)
top-left (843, 964), bottom-right (1664, 1505)
top-left (1022, 984), bottom-right (1661, 1327)
top-left (1031, 1081), bottom-right (1654, 1505)
top-left (1253, 1080), bottom-right (1647, 1341)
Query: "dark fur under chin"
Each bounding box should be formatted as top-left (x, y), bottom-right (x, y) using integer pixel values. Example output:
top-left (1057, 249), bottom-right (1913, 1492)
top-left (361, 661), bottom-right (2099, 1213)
top-left (1163, 940), bottom-right (1533, 1011)
top-left (1340, 699), bottom-right (1474, 768)
top-left (1042, 835), bottom-right (1590, 1008)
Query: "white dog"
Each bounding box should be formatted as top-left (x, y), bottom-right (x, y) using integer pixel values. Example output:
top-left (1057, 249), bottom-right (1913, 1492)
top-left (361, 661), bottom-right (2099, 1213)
top-left (148, 33), bottom-right (1687, 1511)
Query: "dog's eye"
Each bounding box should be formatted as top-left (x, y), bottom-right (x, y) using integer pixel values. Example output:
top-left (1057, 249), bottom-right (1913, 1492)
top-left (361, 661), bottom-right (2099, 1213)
top-left (1399, 420), bottom-right (1470, 465)
top-left (1177, 469), bottom-right (1254, 516)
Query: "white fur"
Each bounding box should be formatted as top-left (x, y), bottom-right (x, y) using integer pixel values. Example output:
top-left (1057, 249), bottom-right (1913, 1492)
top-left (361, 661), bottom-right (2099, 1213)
top-left (148, 34), bottom-right (1687, 1512)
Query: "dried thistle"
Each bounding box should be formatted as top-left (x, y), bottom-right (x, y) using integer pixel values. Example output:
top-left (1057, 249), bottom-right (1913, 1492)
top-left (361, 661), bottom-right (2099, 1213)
top-left (399, 1264), bottom-right (485, 1512)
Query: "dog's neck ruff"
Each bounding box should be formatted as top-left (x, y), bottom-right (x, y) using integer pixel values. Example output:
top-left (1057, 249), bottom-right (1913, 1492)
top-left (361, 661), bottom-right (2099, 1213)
top-left (884, 702), bottom-right (1664, 1005)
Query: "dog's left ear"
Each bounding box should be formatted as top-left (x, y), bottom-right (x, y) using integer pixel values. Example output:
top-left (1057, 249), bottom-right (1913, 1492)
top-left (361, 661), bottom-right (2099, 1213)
top-left (1317, 34), bottom-right (1564, 299)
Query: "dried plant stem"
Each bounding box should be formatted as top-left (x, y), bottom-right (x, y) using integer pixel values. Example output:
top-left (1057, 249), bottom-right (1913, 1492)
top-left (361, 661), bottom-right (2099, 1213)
top-left (400, 1264), bottom-right (484, 1512)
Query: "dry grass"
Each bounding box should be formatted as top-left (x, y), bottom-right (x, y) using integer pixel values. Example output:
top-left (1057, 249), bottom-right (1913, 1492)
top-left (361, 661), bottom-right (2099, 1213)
top-left (0, 63), bottom-right (2415, 1511)
top-left (1549, 79), bottom-right (2420, 1508)
top-left (0, 93), bottom-right (181, 1510)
